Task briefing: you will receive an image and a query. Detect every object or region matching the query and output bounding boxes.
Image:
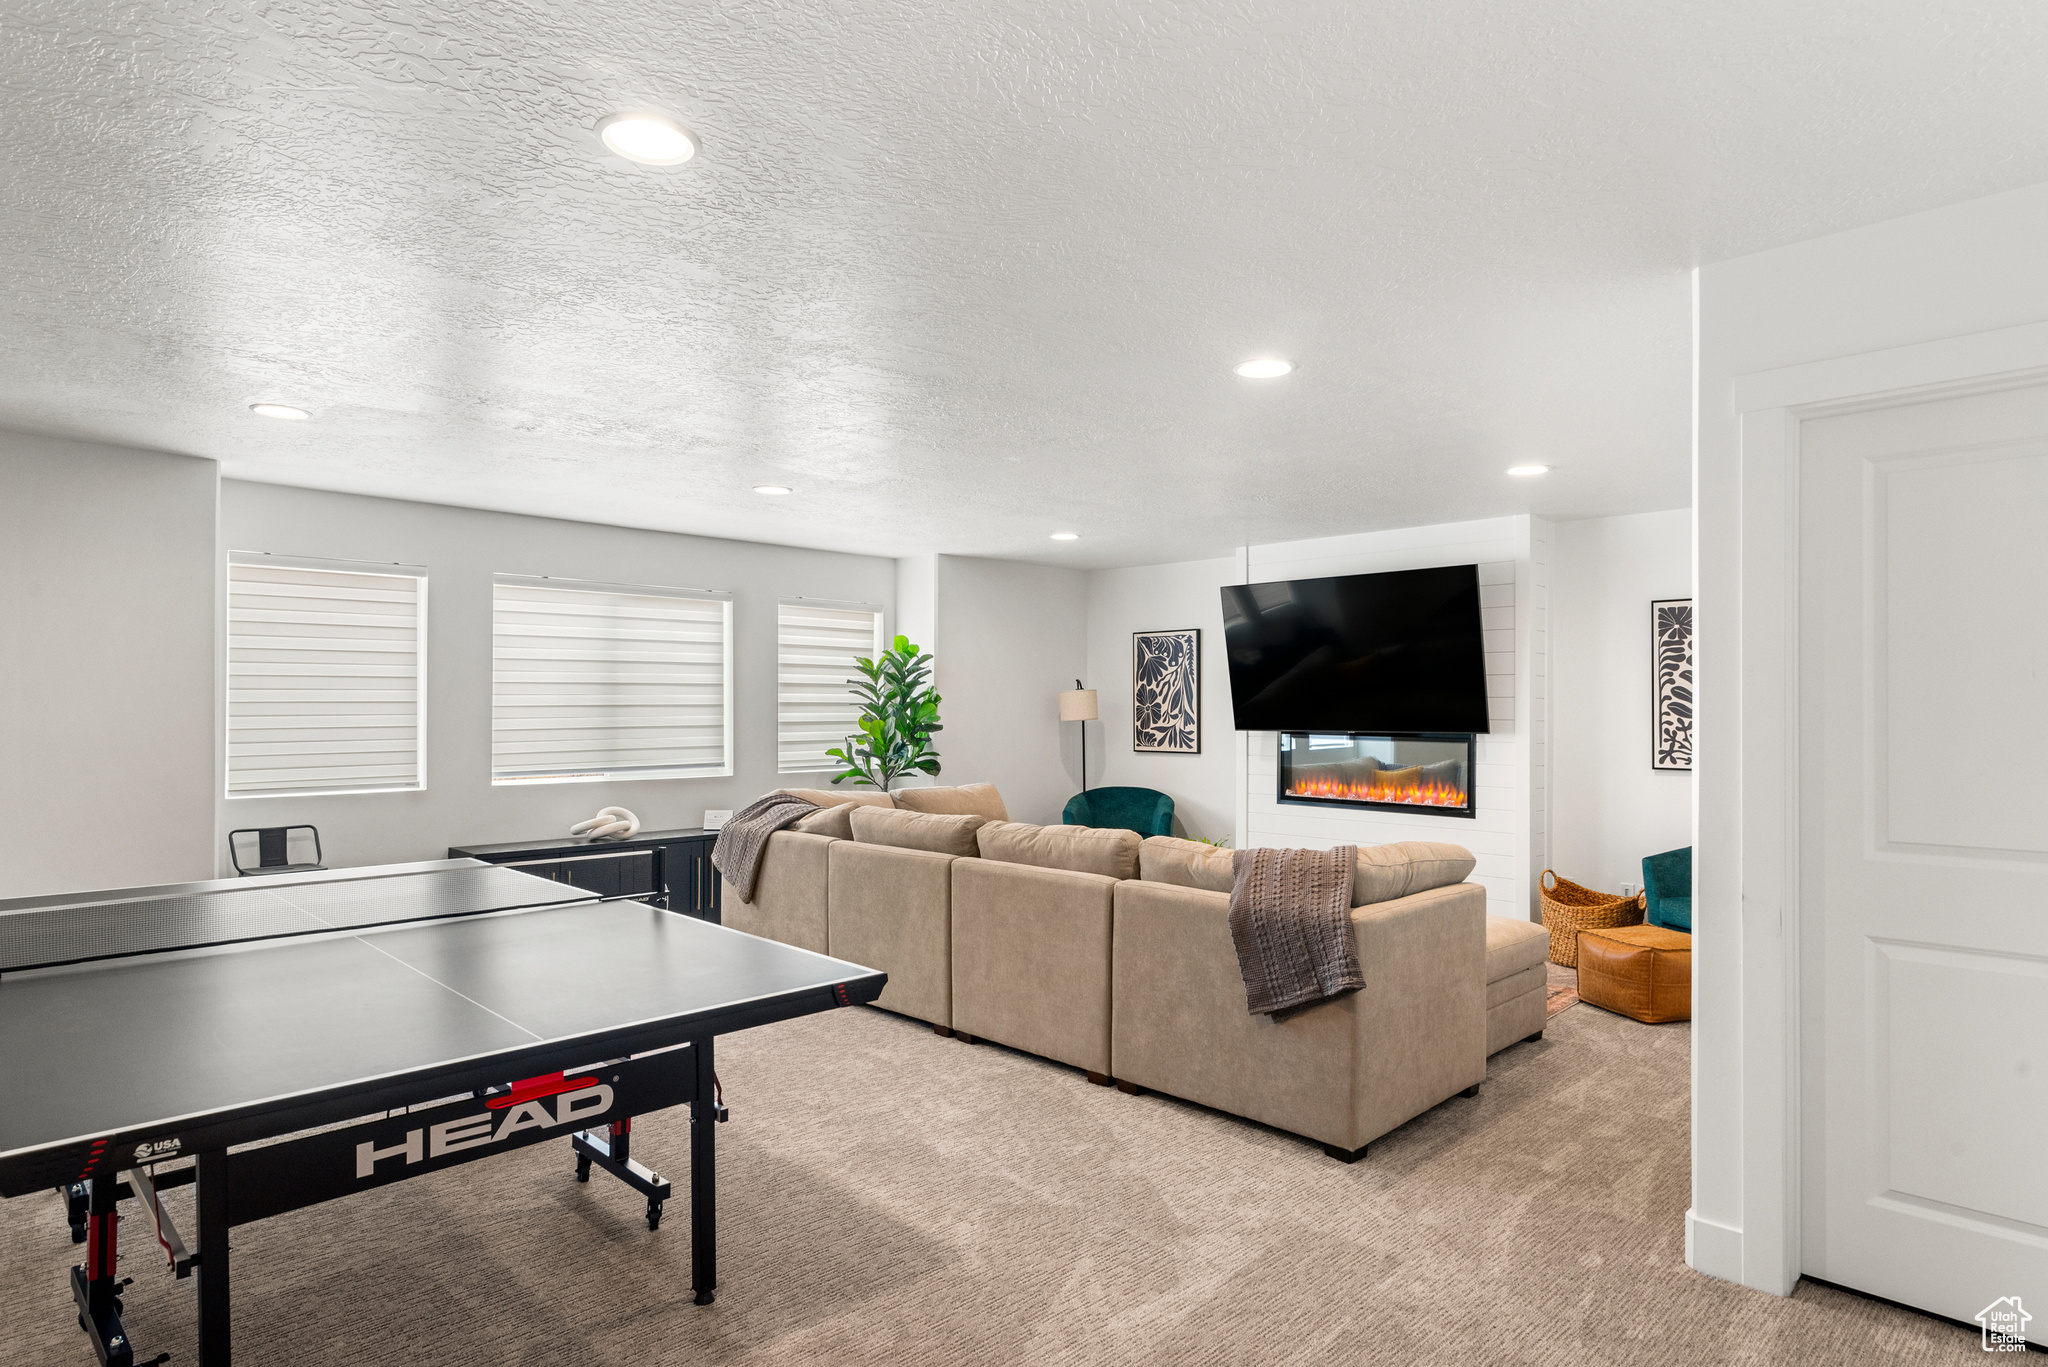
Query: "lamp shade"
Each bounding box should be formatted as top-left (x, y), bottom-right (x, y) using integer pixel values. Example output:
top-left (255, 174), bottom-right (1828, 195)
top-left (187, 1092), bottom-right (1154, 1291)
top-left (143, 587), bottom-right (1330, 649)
top-left (1059, 688), bottom-right (1099, 722)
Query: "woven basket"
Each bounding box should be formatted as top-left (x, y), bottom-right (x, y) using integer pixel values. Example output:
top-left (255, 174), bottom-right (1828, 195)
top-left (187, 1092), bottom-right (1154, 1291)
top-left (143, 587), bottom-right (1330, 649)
top-left (1539, 870), bottom-right (1646, 968)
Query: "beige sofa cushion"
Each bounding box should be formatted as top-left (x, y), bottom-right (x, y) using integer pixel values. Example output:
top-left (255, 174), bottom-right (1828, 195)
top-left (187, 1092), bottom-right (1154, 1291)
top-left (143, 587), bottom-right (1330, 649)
top-left (790, 801), bottom-right (857, 839)
top-left (1139, 836), bottom-right (1236, 893)
top-left (1141, 837), bottom-right (1476, 906)
top-left (1485, 914), bottom-right (1550, 984)
top-left (778, 786), bottom-right (895, 810)
top-left (1487, 960), bottom-right (1548, 1055)
top-left (1351, 841), bottom-right (1477, 906)
top-left (979, 821), bottom-right (1140, 880)
top-left (893, 783), bottom-right (1009, 821)
top-left (1488, 961), bottom-right (1546, 1010)
top-left (849, 804), bottom-right (984, 857)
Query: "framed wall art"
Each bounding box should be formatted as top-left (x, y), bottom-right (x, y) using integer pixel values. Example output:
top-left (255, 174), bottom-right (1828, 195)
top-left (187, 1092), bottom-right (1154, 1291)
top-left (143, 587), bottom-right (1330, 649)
top-left (1132, 628), bottom-right (1200, 754)
top-left (1652, 598), bottom-right (1693, 771)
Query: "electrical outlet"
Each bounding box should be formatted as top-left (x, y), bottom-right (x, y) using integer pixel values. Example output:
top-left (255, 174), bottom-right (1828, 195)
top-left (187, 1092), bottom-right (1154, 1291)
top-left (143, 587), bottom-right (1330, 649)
top-left (1621, 882), bottom-right (1637, 898)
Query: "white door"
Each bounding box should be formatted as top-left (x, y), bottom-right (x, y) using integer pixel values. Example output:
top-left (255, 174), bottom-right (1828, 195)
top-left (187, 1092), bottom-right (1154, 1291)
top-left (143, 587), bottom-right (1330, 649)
top-left (1800, 381), bottom-right (2048, 1332)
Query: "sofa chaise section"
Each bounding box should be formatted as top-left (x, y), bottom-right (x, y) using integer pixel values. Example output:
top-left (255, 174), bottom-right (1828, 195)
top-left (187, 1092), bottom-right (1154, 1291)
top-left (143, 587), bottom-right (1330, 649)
top-left (1485, 915), bottom-right (1549, 1054)
top-left (1110, 878), bottom-right (1488, 1158)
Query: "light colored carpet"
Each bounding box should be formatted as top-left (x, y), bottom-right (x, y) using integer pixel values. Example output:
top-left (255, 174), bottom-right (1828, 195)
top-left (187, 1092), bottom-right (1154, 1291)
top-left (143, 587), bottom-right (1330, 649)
top-left (1, 1004), bottom-right (1979, 1365)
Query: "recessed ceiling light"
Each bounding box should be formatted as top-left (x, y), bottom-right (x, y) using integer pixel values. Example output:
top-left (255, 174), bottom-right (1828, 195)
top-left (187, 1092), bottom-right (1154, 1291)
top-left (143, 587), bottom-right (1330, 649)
top-left (1050, 532), bottom-right (1080, 541)
top-left (1233, 358), bottom-right (1293, 379)
top-left (752, 485), bottom-right (792, 496)
top-left (248, 403), bottom-right (311, 420)
top-left (596, 112), bottom-right (699, 166)
top-left (1506, 464), bottom-right (1551, 477)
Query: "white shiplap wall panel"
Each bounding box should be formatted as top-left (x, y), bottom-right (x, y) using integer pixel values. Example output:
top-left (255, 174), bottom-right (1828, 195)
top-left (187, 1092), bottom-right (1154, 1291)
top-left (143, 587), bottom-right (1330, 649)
top-left (1240, 516), bottom-right (1541, 922)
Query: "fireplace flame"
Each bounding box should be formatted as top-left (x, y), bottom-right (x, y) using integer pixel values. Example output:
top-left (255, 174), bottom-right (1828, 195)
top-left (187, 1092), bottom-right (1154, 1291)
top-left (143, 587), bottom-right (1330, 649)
top-left (1285, 773), bottom-right (1469, 810)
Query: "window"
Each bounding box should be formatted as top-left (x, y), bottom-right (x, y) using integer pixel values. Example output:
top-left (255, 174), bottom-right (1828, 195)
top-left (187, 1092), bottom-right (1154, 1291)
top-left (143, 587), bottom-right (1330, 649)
top-left (777, 600), bottom-right (884, 774)
top-left (226, 555), bottom-right (426, 797)
top-left (492, 576), bottom-right (732, 784)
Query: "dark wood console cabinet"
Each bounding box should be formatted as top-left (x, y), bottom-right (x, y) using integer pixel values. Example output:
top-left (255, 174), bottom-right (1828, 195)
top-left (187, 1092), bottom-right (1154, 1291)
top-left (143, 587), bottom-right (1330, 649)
top-left (447, 828), bottom-right (722, 922)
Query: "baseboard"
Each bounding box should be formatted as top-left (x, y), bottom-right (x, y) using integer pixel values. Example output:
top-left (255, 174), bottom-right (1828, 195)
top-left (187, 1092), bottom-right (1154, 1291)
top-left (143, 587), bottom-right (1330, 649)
top-left (1686, 1208), bottom-right (1745, 1285)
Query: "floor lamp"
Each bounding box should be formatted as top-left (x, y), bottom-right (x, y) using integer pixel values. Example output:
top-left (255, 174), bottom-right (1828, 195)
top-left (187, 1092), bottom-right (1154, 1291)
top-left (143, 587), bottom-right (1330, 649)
top-left (1059, 679), bottom-right (1098, 792)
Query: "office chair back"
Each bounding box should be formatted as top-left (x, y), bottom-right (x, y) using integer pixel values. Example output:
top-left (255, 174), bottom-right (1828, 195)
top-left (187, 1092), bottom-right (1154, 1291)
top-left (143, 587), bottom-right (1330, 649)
top-left (229, 825), bottom-right (326, 877)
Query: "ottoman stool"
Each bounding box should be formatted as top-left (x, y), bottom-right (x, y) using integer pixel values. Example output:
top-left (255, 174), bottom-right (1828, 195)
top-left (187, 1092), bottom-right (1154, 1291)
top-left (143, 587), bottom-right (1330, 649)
top-left (1577, 924), bottom-right (1692, 1023)
top-left (1485, 916), bottom-right (1550, 1053)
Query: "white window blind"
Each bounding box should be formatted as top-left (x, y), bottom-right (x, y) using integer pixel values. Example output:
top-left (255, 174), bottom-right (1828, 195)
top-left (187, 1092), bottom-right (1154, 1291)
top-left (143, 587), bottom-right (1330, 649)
top-left (492, 577), bottom-right (732, 783)
top-left (777, 601), bottom-right (884, 774)
top-left (226, 557), bottom-right (425, 797)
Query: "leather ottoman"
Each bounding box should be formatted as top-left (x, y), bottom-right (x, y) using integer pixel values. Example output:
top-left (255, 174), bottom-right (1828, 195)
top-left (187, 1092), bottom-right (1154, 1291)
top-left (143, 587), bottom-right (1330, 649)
top-left (1576, 924), bottom-right (1692, 1023)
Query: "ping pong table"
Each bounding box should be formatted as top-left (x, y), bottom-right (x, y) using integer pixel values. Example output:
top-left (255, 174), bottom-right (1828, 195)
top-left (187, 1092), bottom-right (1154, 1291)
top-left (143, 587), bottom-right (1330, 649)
top-left (0, 858), bottom-right (887, 1367)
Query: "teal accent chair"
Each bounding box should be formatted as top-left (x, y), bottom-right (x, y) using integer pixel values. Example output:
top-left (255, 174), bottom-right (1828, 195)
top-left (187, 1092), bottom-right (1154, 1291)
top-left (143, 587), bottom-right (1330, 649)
top-left (1642, 846), bottom-right (1692, 933)
top-left (1062, 787), bottom-right (1175, 838)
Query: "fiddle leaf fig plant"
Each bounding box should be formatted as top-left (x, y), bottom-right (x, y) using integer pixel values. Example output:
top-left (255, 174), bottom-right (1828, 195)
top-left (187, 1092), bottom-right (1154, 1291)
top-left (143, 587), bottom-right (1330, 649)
top-left (825, 635), bottom-right (943, 790)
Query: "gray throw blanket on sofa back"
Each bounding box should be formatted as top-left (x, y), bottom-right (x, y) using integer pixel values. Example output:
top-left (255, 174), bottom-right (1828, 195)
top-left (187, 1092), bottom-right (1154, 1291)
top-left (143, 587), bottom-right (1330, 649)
top-left (1227, 844), bottom-right (1363, 1018)
top-left (710, 793), bottom-right (819, 904)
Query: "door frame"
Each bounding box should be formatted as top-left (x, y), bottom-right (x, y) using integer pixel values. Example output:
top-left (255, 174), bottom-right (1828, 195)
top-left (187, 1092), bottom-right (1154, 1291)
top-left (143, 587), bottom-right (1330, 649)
top-left (1708, 317), bottom-right (2048, 1296)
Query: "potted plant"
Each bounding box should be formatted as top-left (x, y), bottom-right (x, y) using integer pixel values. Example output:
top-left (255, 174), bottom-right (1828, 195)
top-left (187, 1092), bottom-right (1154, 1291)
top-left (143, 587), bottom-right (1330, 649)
top-left (825, 635), bottom-right (943, 791)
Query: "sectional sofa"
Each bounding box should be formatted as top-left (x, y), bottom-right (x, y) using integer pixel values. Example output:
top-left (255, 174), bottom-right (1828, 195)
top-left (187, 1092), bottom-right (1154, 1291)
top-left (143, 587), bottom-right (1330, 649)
top-left (723, 783), bottom-right (1548, 1161)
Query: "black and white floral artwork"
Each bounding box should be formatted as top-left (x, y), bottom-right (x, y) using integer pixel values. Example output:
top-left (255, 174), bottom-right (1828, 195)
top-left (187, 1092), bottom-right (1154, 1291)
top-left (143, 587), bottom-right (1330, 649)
top-left (1652, 599), bottom-right (1693, 771)
top-left (1132, 628), bottom-right (1200, 753)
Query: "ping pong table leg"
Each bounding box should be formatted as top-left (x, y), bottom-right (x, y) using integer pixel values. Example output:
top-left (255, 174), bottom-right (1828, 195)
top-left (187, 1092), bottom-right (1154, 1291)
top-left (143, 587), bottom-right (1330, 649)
top-left (84, 1173), bottom-right (119, 1321)
top-left (691, 1035), bottom-right (715, 1305)
top-left (64, 1180), bottom-right (90, 1243)
top-left (195, 1149), bottom-right (231, 1367)
top-left (67, 1170), bottom-right (138, 1365)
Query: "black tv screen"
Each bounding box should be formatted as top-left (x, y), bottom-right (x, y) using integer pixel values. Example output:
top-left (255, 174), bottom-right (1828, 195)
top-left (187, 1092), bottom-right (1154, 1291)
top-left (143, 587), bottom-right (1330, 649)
top-left (1220, 565), bottom-right (1491, 734)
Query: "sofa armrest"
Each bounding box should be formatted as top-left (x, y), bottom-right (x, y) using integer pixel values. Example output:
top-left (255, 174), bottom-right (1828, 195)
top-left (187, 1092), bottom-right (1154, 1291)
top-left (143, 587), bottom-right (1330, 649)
top-left (828, 841), bottom-right (955, 1028)
top-left (951, 859), bottom-right (1117, 1074)
top-left (720, 830), bottom-right (834, 954)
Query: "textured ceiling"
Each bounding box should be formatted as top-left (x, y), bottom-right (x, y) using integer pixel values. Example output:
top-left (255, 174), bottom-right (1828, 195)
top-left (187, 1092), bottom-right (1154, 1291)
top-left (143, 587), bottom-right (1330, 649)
top-left (4, 2), bottom-right (2048, 567)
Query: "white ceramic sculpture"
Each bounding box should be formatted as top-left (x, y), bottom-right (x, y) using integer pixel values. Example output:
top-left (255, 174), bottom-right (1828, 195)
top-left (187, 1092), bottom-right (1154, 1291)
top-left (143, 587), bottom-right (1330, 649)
top-left (570, 806), bottom-right (640, 840)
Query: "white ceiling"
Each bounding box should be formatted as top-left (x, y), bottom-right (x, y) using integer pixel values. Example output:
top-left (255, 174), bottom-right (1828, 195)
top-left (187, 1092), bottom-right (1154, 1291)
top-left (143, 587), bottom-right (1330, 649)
top-left (4, 2), bottom-right (2047, 568)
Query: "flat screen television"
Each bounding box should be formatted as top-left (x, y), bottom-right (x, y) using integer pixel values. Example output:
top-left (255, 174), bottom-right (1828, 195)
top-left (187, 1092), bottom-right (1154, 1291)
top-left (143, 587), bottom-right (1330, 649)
top-left (1220, 564), bottom-right (1491, 734)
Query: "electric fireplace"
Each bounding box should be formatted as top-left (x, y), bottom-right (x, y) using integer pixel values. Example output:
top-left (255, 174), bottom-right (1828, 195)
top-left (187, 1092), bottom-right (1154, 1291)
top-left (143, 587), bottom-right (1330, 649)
top-left (1277, 732), bottom-right (1476, 819)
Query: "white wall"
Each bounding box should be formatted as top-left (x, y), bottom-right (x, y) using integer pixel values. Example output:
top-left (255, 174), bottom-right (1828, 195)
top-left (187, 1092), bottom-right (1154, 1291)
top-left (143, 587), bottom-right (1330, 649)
top-left (220, 481), bottom-right (897, 869)
top-left (1080, 556), bottom-right (1240, 841)
top-left (0, 432), bottom-right (218, 897)
top-left (895, 553), bottom-right (936, 658)
top-left (1549, 509), bottom-right (1694, 894)
top-left (926, 554), bottom-right (1087, 826)
top-left (1695, 178), bottom-right (2048, 1291)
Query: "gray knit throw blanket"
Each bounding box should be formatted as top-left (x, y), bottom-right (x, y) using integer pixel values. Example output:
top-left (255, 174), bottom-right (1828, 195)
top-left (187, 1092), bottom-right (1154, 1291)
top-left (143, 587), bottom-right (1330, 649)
top-left (1228, 844), bottom-right (1363, 1018)
top-left (710, 793), bottom-right (819, 904)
